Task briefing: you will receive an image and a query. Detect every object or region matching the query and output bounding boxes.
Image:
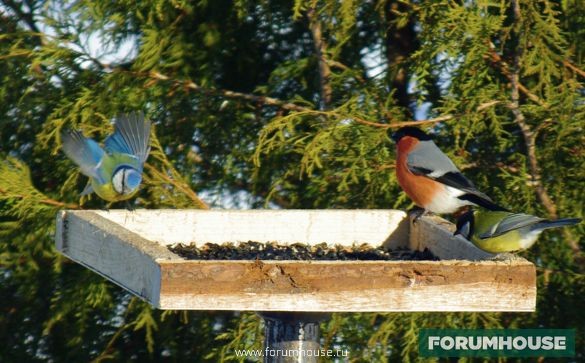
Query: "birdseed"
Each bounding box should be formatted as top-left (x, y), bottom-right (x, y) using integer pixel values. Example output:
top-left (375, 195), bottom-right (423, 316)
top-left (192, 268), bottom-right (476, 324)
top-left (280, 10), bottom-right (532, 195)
top-left (169, 241), bottom-right (439, 261)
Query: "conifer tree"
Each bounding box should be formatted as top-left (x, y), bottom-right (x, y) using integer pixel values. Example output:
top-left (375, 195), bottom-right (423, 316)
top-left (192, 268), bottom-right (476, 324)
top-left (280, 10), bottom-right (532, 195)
top-left (0, 0), bottom-right (583, 361)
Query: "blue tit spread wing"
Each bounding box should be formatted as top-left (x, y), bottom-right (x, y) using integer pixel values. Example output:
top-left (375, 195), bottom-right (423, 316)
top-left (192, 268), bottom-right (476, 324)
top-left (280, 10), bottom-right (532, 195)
top-left (478, 213), bottom-right (544, 239)
top-left (61, 129), bottom-right (107, 183)
top-left (104, 112), bottom-right (151, 164)
top-left (107, 152), bottom-right (142, 171)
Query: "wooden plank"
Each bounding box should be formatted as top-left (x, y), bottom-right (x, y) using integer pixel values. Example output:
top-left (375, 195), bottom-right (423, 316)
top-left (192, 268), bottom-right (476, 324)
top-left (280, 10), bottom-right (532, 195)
top-left (56, 210), bottom-right (177, 305)
top-left (55, 209), bottom-right (537, 312)
top-left (410, 213), bottom-right (495, 260)
top-left (94, 209), bottom-right (410, 248)
top-left (157, 260), bottom-right (535, 311)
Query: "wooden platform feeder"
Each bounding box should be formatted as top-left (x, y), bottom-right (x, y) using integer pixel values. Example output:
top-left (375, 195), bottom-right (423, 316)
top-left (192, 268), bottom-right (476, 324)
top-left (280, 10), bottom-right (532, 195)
top-left (55, 209), bottom-right (536, 362)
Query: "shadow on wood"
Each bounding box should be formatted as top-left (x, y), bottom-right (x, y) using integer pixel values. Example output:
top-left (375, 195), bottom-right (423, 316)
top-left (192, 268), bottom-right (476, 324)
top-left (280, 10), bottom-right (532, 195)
top-left (55, 209), bottom-right (536, 312)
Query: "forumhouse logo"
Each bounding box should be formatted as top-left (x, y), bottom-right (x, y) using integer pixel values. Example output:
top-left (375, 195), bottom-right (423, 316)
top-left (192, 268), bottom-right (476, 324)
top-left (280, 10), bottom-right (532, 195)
top-left (419, 329), bottom-right (575, 357)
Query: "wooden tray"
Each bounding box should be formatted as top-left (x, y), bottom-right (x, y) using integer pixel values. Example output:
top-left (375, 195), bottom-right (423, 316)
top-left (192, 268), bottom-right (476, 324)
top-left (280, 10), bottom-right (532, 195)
top-left (55, 210), bottom-right (536, 312)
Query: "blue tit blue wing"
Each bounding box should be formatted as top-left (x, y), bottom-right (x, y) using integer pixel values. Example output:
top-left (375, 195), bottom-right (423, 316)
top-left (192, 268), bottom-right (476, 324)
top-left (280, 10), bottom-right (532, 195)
top-left (61, 129), bottom-right (107, 183)
top-left (104, 112), bottom-right (151, 164)
top-left (478, 213), bottom-right (544, 239)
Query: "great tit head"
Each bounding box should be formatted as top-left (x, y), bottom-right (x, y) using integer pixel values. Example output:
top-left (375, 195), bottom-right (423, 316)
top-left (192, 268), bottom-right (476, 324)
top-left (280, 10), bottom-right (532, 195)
top-left (454, 210), bottom-right (475, 240)
top-left (391, 127), bottom-right (433, 143)
top-left (112, 167), bottom-right (142, 195)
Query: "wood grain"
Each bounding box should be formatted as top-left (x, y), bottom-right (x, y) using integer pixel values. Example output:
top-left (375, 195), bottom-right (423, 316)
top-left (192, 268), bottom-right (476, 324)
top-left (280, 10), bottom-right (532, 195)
top-left (157, 259), bottom-right (535, 311)
top-left (409, 213), bottom-right (495, 260)
top-left (92, 209), bottom-right (410, 248)
top-left (55, 209), bottom-right (537, 312)
top-left (56, 210), bottom-right (175, 306)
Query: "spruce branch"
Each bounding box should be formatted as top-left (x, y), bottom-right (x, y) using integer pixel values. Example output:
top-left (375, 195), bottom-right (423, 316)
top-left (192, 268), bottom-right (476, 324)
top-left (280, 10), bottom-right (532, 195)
top-left (307, 6), bottom-right (333, 109)
top-left (145, 133), bottom-right (209, 210)
top-left (509, 0), bottom-right (579, 253)
top-left (146, 71), bottom-right (500, 129)
top-left (0, 158), bottom-right (79, 211)
top-left (57, 53), bottom-right (501, 131)
top-left (537, 267), bottom-right (585, 281)
top-left (144, 164), bottom-right (209, 210)
top-left (0, 187), bottom-right (79, 209)
top-left (148, 71), bottom-right (308, 113)
top-left (327, 59), bottom-right (400, 123)
top-left (563, 60), bottom-right (585, 78)
top-left (90, 298), bottom-right (140, 363)
top-left (0, 0), bottom-right (40, 34)
top-left (486, 43), bottom-right (549, 108)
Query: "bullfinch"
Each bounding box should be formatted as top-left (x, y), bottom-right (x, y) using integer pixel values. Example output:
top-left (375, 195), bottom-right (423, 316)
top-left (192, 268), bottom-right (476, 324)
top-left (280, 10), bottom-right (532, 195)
top-left (391, 127), bottom-right (507, 215)
top-left (454, 210), bottom-right (581, 253)
top-left (61, 112), bottom-right (151, 202)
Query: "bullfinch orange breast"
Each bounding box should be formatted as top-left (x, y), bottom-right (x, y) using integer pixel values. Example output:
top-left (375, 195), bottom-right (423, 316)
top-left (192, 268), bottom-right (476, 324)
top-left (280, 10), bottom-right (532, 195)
top-left (391, 127), bottom-right (507, 214)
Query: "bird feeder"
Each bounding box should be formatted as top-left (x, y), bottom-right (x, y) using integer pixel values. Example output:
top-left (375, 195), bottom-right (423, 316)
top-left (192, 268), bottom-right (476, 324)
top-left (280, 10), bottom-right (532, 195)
top-left (55, 209), bottom-right (536, 362)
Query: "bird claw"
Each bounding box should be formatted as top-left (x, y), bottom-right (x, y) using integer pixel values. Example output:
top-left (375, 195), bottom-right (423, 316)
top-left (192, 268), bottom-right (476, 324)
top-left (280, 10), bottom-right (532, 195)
top-left (490, 252), bottom-right (518, 262)
top-left (125, 201), bottom-right (136, 211)
top-left (410, 207), bottom-right (429, 224)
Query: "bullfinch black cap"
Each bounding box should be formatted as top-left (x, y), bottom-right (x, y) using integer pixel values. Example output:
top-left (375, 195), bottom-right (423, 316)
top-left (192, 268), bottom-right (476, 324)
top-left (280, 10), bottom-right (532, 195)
top-left (391, 127), bottom-right (433, 142)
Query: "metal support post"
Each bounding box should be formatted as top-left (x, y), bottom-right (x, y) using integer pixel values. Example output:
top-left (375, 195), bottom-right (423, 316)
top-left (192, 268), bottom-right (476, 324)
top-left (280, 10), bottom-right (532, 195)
top-left (258, 312), bottom-right (331, 363)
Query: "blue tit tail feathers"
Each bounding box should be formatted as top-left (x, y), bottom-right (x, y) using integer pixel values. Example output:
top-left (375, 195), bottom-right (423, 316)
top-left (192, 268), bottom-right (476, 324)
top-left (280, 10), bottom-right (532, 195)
top-left (532, 218), bottom-right (582, 232)
top-left (104, 112), bottom-right (151, 163)
top-left (61, 129), bottom-right (106, 183)
top-left (457, 193), bottom-right (509, 212)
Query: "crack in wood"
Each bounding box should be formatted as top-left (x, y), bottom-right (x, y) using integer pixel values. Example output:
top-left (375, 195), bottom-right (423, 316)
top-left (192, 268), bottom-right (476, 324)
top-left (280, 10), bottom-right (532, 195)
top-left (57, 210), bottom-right (537, 311)
top-left (250, 260), bottom-right (306, 291)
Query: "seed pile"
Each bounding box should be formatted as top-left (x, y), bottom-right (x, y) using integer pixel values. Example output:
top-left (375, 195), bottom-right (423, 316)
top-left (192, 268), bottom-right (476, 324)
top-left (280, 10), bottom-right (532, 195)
top-left (169, 241), bottom-right (438, 261)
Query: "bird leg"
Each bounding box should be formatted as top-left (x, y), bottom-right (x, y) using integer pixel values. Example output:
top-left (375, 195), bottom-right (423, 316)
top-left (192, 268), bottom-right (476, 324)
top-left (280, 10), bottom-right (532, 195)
top-left (490, 252), bottom-right (519, 262)
top-left (410, 207), bottom-right (430, 224)
top-left (124, 200), bottom-right (135, 211)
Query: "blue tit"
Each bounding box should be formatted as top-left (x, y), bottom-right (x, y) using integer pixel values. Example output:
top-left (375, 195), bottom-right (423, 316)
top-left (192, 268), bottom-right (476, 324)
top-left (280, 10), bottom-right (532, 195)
top-left (454, 210), bottom-right (581, 253)
top-left (61, 112), bottom-right (151, 202)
